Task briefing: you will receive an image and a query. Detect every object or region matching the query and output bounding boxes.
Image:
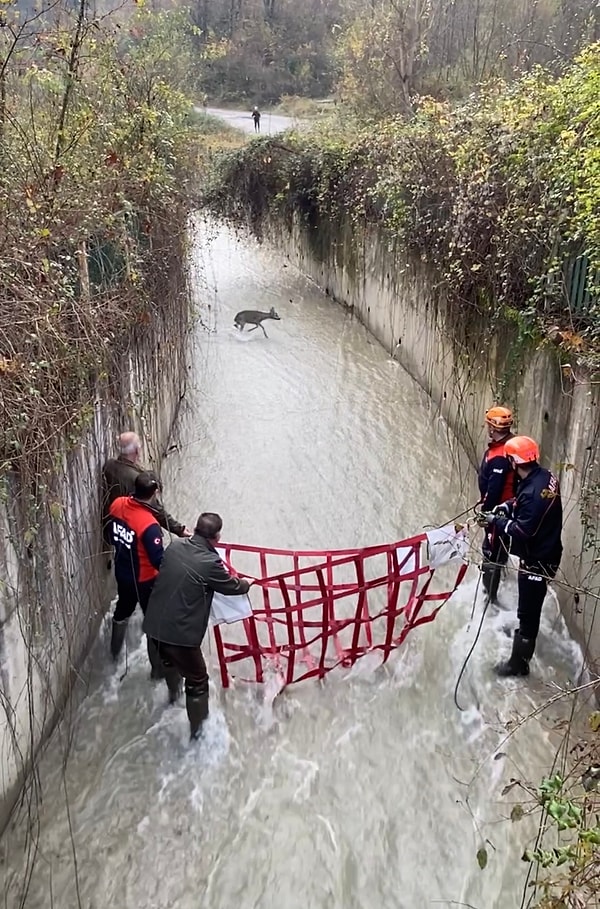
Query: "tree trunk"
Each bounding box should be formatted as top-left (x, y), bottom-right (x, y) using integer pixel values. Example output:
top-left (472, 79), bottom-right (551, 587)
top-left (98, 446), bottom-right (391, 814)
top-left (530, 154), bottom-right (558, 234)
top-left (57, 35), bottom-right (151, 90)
top-left (53, 0), bottom-right (87, 184)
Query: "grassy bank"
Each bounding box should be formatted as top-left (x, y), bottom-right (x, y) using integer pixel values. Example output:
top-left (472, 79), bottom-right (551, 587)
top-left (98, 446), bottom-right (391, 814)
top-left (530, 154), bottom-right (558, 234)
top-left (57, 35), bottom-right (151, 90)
top-left (191, 109), bottom-right (247, 155)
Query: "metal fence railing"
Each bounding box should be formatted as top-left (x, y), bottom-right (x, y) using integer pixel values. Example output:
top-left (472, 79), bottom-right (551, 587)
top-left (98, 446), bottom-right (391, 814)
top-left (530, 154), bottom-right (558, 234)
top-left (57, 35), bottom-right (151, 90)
top-left (562, 252), bottom-right (598, 320)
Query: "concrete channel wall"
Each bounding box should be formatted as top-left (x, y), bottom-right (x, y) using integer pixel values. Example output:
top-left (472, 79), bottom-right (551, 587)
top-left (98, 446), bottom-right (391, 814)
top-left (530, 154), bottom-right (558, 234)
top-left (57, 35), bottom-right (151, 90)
top-left (281, 219), bottom-right (600, 672)
top-left (0, 313), bottom-right (188, 833)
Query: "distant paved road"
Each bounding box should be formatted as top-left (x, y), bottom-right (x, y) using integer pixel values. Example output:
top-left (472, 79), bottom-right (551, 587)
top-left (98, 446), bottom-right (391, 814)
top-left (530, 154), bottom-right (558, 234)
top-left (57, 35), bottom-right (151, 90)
top-left (203, 106), bottom-right (298, 136)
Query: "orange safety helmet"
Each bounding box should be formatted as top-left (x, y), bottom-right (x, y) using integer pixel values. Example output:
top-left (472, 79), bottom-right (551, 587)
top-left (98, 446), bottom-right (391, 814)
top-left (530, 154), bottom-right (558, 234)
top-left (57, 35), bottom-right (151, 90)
top-left (485, 406), bottom-right (514, 430)
top-left (504, 435), bottom-right (540, 465)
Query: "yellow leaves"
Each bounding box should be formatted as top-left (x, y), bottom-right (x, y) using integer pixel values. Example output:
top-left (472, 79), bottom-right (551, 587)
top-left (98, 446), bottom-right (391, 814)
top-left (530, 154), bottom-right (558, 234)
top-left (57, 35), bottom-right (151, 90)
top-left (200, 37), bottom-right (230, 62)
top-left (23, 528), bottom-right (37, 548)
top-left (559, 129), bottom-right (577, 146)
top-left (0, 357), bottom-right (21, 376)
top-left (559, 330), bottom-right (586, 352)
top-left (49, 501), bottom-right (63, 521)
top-left (417, 96), bottom-right (451, 122)
top-left (589, 712), bottom-right (600, 733)
top-left (0, 2), bottom-right (202, 475)
top-left (547, 327), bottom-right (587, 353)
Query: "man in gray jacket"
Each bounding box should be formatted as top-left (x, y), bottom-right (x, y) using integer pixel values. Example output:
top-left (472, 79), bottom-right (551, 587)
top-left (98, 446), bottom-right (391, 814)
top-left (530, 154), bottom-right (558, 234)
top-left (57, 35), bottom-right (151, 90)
top-left (143, 512), bottom-right (252, 740)
top-left (102, 431), bottom-right (190, 544)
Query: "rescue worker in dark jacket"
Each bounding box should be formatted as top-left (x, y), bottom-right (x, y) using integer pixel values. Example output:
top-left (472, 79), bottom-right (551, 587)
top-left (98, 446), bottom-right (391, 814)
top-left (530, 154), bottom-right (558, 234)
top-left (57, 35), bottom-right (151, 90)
top-left (478, 436), bottom-right (563, 677)
top-left (478, 406), bottom-right (516, 603)
top-left (108, 472), bottom-right (165, 674)
top-left (102, 431), bottom-right (190, 546)
top-left (143, 512), bottom-right (252, 740)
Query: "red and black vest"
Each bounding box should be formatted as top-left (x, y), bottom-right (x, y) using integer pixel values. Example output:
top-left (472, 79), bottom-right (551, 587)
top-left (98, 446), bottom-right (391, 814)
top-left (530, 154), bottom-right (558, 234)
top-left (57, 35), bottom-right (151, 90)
top-left (109, 496), bottom-right (164, 585)
top-left (478, 435), bottom-right (516, 510)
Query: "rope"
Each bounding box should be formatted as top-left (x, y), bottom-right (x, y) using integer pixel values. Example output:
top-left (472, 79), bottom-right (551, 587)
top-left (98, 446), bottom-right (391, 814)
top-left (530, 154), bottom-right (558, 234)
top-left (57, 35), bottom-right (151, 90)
top-left (423, 502), bottom-right (479, 531)
top-left (450, 481), bottom-right (557, 711)
top-left (119, 632), bottom-right (129, 683)
top-left (453, 571), bottom-right (491, 712)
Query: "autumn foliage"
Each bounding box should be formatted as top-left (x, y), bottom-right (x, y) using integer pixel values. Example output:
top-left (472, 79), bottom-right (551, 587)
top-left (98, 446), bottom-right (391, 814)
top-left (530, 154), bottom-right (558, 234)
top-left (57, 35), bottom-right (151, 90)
top-left (207, 46), bottom-right (600, 363)
top-left (0, 1), bottom-right (200, 472)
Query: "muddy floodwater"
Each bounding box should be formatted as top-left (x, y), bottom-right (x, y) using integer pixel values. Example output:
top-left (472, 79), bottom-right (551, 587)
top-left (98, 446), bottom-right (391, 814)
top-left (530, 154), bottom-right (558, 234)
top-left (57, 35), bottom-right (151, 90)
top-left (0, 221), bottom-right (582, 909)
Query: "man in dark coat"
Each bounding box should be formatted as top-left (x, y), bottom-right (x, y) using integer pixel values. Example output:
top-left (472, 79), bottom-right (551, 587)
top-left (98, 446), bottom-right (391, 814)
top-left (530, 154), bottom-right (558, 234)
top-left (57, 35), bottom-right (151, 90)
top-left (478, 435), bottom-right (563, 678)
top-left (102, 431), bottom-right (190, 546)
top-left (143, 512), bottom-right (252, 739)
top-left (108, 472), bottom-right (164, 672)
top-left (478, 405), bottom-right (516, 603)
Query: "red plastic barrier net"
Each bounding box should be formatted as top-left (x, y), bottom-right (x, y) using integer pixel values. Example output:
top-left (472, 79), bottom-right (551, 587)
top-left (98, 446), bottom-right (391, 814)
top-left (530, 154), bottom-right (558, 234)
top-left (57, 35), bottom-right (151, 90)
top-left (212, 532), bottom-right (467, 690)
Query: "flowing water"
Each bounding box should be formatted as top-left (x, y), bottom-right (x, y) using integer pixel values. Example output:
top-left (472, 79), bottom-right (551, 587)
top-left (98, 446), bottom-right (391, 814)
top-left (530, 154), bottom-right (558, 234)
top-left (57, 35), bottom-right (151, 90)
top-left (0, 221), bottom-right (583, 909)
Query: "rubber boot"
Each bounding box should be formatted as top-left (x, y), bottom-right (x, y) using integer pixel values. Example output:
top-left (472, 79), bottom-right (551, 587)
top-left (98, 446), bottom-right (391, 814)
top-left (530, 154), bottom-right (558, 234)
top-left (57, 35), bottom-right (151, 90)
top-left (481, 564), bottom-right (492, 596)
top-left (487, 566), bottom-right (501, 604)
top-left (110, 620), bottom-right (128, 660)
top-left (147, 637), bottom-right (165, 680)
top-left (186, 693), bottom-right (209, 740)
top-left (482, 563), bottom-right (501, 604)
top-left (494, 630), bottom-right (536, 677)
top-left (165, 668), bottom-right (182, 704)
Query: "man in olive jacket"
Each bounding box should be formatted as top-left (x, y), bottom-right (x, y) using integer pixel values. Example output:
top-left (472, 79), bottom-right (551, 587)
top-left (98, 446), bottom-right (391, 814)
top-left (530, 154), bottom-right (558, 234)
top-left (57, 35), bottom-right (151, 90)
top-left (143, 512), bottom-right (252, 740)
top-left (102, 431), bottom-right (190, 544)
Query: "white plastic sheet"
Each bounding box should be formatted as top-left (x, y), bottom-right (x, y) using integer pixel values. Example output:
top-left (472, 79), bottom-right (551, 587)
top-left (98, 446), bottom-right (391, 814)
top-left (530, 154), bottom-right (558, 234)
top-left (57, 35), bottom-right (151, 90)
top-left (210, 591), bottom-right (253, 626)
top-left (425, 523), bottom-right (469, 569)
top-left (210, 547), bottom-right (254, 626)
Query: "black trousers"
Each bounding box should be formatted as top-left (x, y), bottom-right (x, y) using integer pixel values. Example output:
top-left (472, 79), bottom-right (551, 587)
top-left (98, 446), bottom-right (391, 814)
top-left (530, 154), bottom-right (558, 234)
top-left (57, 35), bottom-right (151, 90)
top-left (482, 524), bottom-right (510, 568)
top-left (517, 561), bottom-right (559, 641)
top-left (155, 642), bottom-right (209, 698)
top-left (113, 579), bottom-right (154, 623)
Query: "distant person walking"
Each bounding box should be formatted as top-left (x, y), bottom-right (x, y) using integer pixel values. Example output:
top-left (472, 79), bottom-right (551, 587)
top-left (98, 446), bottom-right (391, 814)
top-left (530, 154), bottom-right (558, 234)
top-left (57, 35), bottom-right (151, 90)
top-left (251, 106), bottom-right (261, 133)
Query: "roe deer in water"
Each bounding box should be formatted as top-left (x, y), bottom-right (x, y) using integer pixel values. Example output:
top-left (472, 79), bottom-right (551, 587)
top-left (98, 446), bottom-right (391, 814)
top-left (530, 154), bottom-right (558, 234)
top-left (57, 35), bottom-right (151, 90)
top-left (234, 306), bottom-right (281, 338)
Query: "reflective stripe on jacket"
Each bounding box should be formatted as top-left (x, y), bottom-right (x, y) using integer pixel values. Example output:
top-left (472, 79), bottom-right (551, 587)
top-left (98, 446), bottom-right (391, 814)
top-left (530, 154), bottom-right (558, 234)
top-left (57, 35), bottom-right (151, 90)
top-left (478, 435), bottom-right (516, 510)
top-left (109, 496), bottom-right (164, 585)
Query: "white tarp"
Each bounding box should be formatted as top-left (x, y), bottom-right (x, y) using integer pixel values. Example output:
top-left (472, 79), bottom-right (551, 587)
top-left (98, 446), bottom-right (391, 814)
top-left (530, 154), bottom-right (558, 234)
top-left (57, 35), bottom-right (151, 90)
top-left (210, 591), bottom-right (253, 626)
top-left (425, 523), bottom-right (469, 569)
top-left (210, 547), bottom-right (254, 626)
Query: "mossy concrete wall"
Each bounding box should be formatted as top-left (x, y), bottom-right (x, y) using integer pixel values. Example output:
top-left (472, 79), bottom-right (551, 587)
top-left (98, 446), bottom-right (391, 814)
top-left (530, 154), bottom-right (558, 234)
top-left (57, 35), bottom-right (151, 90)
top-left (0, 312), bottom-right (188, 833)
top-left (282, 219), bottom-right (600, 673)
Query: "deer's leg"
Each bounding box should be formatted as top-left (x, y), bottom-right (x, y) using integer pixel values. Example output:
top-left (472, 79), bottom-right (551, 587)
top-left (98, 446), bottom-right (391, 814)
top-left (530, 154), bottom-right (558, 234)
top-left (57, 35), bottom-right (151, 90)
top-left (248, 324), bottom-right (258, 332)
top-left (260, 323), bottom-right (268, 338)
